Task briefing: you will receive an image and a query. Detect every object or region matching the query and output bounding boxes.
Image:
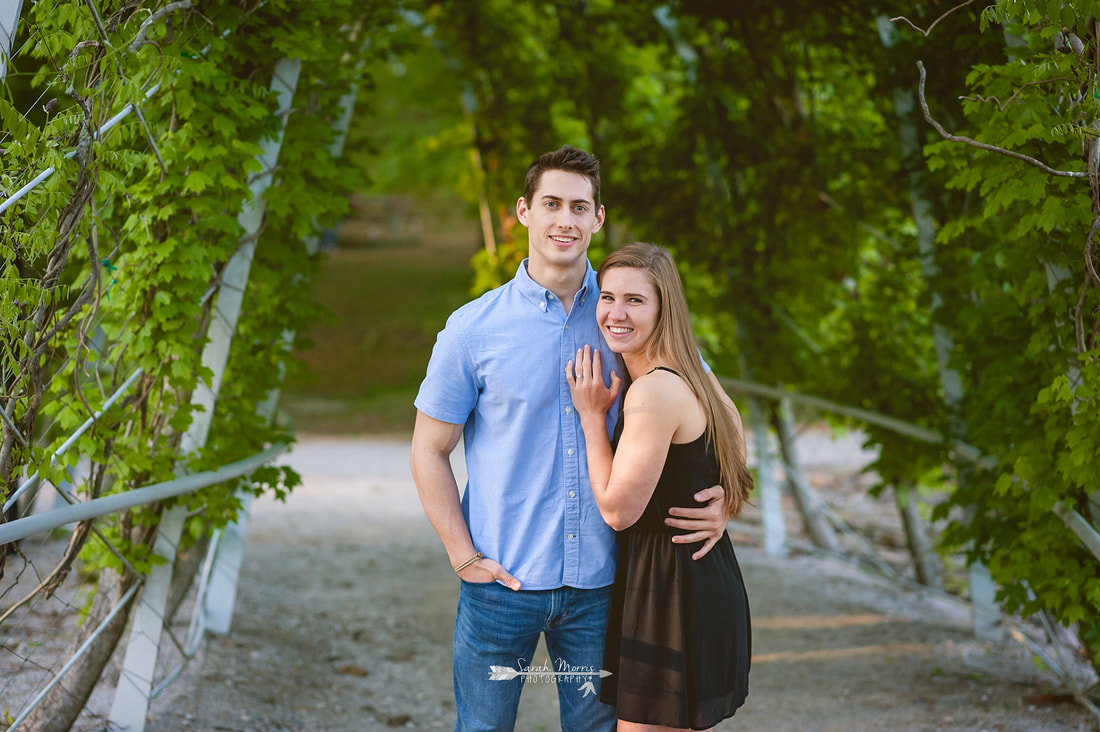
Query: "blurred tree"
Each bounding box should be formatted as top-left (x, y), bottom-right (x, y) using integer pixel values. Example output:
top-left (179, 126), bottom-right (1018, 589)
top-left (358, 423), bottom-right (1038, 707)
top-left (353, 0), bottom-right (1100, 677)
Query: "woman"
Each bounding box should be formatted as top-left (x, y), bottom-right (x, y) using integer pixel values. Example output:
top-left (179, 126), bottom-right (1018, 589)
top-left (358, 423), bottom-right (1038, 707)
top-left (567, 242), bottom-right (753, 731)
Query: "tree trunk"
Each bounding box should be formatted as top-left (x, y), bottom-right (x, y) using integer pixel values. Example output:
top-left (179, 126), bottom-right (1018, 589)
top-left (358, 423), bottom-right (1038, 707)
top-left (769, 400), bottom-right (841, 553)
top-left (878, 14), bottom-right (1000, 640)
top-left (895, 481), bottom-right (944, 590)
top-left (166, 530), bottom-right (210, 624)
top-left (24, 568), bottom-right (137, 732)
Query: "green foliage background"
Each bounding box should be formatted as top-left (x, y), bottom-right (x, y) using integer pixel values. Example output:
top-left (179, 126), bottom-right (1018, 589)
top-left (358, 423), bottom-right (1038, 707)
top-left (3, 0), bottom-right (1100, 696)
top-left (1, 1), bottom-right (399, 576)
top-left (355, 0), bottom-right (1100, 673)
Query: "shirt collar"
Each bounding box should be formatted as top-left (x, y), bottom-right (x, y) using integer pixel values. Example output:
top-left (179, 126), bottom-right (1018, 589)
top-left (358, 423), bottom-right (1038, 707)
top-left (515, 258), bottom-right (596, 310)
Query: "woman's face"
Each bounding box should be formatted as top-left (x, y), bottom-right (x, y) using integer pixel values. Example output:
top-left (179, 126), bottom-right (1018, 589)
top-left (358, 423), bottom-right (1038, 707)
top-left (596, 266), bottom-right (659, 355)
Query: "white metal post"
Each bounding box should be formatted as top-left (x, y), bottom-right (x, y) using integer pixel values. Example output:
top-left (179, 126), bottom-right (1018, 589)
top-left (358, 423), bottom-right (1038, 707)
top-left (108, 57), bottom-right (302, 732)
top-left (0, 0), bottom-right (24, 81)
top-left (203, 63), bottom-right (362, 635)
top-left (749, 396), bottom-right (787, 558)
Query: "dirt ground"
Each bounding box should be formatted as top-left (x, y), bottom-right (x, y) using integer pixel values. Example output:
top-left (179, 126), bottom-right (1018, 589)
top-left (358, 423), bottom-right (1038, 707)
top-left (143, 433), bottom-right (1098, 732)
top-left (4, 431), bottom-right (1099, 731)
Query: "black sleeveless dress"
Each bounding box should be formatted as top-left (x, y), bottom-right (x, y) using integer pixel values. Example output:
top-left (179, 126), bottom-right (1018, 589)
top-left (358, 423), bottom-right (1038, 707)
top-left (600, 373), bottom-right (751, 728)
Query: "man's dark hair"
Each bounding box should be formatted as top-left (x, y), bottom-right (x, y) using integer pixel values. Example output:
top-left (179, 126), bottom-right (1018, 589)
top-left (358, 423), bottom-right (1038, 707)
top-left (523, 145), bottom-right (601, 210)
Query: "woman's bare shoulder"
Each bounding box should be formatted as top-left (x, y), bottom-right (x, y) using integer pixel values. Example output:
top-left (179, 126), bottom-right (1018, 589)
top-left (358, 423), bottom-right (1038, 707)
top-left (626, 368), bottom-right (695, 408)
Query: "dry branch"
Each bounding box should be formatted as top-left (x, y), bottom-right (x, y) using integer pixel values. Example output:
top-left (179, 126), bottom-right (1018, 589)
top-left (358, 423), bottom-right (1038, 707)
top-left (129, 1), bottom-right (194, 52)
top-left (960, 77), bottom-right (1078, 112)
top-left (891, 0), bottom-right (981, 37)
top-left (916, 61), bottom-right (1089, 179)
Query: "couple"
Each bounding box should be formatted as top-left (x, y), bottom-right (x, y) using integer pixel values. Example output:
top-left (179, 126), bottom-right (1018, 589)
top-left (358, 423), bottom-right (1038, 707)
top-left (411, 146), bottom-right (752, 732)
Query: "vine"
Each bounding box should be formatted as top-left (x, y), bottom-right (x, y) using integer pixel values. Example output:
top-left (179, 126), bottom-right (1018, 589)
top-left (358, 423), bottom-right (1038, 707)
top-left (920, 0), bottom-right (1100, 671)
top-left (1, 1), bottom-right (396, 725)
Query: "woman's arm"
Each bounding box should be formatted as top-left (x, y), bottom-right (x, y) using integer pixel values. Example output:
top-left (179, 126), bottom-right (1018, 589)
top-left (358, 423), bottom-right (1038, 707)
top-left (567, 346), bottom-right (683, 530)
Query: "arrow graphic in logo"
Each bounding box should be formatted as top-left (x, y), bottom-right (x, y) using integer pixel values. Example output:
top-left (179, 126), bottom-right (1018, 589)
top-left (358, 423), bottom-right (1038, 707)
top-left (488, 665), bottom-right (612, 682)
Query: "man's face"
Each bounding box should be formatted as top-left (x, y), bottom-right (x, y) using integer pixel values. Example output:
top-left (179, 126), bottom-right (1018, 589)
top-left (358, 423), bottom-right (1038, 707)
top-left (517, 169), bottom-right (605, 272)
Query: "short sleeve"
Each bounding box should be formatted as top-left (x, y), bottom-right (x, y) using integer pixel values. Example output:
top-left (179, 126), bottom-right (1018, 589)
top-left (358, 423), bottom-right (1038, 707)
top-left (699, 347), bottom-right (712, 374)
top-left (414, 311), bottom-right (479, 425)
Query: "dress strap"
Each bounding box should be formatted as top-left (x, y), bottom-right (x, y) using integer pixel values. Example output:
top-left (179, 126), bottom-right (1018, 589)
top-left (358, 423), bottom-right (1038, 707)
top-left (647, 366), bottom-right (680, 377)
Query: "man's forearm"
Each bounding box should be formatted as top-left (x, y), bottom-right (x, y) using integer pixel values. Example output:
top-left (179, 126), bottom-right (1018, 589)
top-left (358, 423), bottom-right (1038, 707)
top-left (411, 449), bottom-right (476, 565)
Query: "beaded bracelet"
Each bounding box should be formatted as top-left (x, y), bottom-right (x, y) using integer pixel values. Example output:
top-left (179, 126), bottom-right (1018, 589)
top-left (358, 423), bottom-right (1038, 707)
top-left (453, 551), bottom-right (483, 573)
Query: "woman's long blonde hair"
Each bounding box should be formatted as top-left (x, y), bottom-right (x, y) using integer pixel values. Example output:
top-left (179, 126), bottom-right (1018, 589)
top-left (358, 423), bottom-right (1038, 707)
top-left (598, 242), bottom-right (753, 517)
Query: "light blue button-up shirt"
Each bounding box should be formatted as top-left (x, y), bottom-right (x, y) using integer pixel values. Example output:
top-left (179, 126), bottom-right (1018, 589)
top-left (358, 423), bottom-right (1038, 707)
top-left (414, 260), bottom-right (619, 590)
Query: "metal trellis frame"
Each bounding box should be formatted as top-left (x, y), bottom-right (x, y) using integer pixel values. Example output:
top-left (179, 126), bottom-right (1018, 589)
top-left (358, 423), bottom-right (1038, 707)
top-left (0, 0), bottom-right (23, 81)
top-left (3, 442), bottom-right (286, 731)
top-left (0, 442), bottom-right (288, 546)
top-left (3, 368), bottom-right (144, 514)
top-left (1, 7), bottom-right (311, 729)
top-left (201, 48), bottom-right (364, 634)
top-left (721, 376), bottom-right (1100, 563)
top-left (0, 81), bottom-right (164, 216)
top-left (107, 55), bottom-right (302, 732)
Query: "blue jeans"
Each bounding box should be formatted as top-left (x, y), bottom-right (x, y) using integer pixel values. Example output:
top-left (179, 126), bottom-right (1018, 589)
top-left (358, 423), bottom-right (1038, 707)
top-left (453, 581), bottom-right (616, 732)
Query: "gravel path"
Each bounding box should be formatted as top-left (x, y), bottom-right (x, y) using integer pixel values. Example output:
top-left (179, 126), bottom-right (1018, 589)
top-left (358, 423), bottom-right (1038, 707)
top-left (137, 434), bottom-right (1097, 732)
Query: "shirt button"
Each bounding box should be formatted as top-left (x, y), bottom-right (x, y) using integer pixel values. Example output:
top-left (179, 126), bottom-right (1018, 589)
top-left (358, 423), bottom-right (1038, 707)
top-left (567, 448), bottom-right (574, 456)
top-left (539, 301), bottom-right (546, 310)
top-left (569, 490), bottom-right (576, 498)
top-left (564, 325), bottom-right (570, 330)
top-left (568, 533), bottom-right (575, 539)
top-left (548, 293), bottom-right (555, 299)
top-left (565, 406), bottom-right (572, 414)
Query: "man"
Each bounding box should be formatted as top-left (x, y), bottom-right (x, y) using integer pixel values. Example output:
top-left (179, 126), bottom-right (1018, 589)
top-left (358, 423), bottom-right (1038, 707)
top-left (410, 146), bottom-right (734, 731)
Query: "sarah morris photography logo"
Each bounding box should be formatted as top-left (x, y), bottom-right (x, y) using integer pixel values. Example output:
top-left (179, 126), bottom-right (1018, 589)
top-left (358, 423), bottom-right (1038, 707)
top-left (488, 658), bottom-right (612, 697)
